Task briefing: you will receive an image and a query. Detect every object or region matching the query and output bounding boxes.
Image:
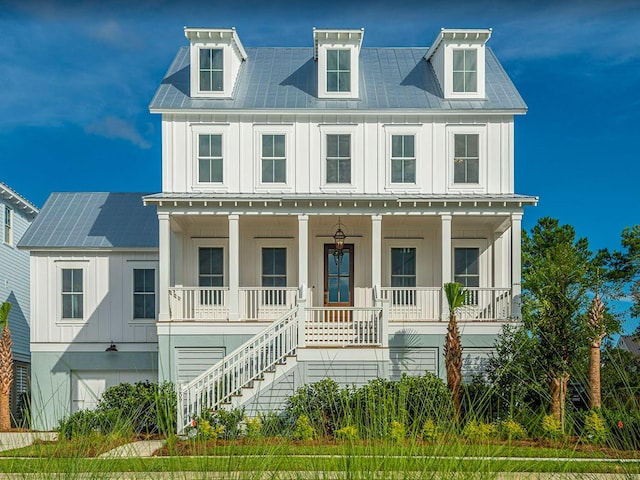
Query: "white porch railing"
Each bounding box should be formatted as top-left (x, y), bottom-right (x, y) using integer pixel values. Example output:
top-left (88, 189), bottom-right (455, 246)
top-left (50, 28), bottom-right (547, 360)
top-left (456, 288), bottom-right (512, 321)
top-left (169, 287), bottom-right (229, 321)
top-left (178, 306), bottom-right (299, 432)
top-left (379, 287), bottom-right (442, 321)
top-left (304, 307), bottom-right (384, 346)
top-left (380, 287), bottom-right (511, 321)
top-left (238, 287), bottom-right (298, 320)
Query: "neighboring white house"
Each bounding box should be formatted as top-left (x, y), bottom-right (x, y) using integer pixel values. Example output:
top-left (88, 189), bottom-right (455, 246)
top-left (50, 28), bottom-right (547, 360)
top-left (0, 182), bottom-right (38, 423)
top-left (21, 26), bottom-right (537, 431)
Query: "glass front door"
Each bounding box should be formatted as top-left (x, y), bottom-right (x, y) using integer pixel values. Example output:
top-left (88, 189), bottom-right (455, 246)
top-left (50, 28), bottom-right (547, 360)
top-left (324, 244), bottom-right (354, 307)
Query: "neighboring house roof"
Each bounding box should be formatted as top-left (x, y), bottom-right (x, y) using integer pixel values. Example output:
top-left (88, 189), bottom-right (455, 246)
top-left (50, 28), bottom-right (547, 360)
top-left (18, 192), bottom-right (158, 249)
top-left (0, 182), bottom-right (39, 218)
top-left (618, 335), bottom-right (640, 356)
top-left (150, 47), bottom-right (526, 112)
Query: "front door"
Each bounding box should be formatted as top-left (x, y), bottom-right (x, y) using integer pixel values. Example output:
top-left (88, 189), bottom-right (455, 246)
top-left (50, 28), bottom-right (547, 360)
top-left (324, 244), bottom-right (354, 308)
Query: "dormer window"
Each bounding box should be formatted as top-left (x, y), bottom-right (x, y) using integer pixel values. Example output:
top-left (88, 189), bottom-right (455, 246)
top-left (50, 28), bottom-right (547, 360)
top-left (452, 49), bottom-right (477, 93)
top-left (185, 27), bottom-right (247, 99)
top-left (426, 29), bottom-right (490, 100)
top-left (200, 48), bottom-right (224, 92)
top-left (314, 28), bottom-right (363, 99)
top-left (326, 49), bottom-right (351, 92)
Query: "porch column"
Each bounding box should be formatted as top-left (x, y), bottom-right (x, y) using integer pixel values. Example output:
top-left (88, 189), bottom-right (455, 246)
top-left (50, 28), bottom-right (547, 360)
top-left (441, 214), bottom-right (452, 320)
top-left (298, 215), bottom-right (309, 291)
top-left (371, 215), bottom-right (382, 291)
top-left (228, 214), bottom-right (240, 321)
top-left (158, 213), bottom-right (171, 321)
top-left (511, 213), bottom-right (523, 321)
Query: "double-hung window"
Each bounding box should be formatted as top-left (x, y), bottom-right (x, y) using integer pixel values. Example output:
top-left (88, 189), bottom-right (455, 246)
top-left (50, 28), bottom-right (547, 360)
top-left (199, 48), bottom-right (223, 92)
top-left (326, 49), bottom-right (351, 93)
top-left (453, 133), bottom-right (479, 184)
top-left (3, 206), bottom-right (11, 245)
top-left (62, 269), bottom-right (83, 319)
top-left (133, 269), bottom-right (155, 320)
top-left (326, 134), bottom-right (351, 184)
top-left (199, 247), bottom-right (224, 304)
top-left (391, 135), bottom-right (416, 183)
top-left (198, 134), bottom-right (223, 183)
top-left (452, 49), bottom-right (477, 93)
top-left (262, 247), bottom-right (287, 304)
top-left (391, 248), bottom-right (416, 305)
top-left (454, 247), bottom-right (479, 305)
top-left (261, 134), bottom-right (286, 183)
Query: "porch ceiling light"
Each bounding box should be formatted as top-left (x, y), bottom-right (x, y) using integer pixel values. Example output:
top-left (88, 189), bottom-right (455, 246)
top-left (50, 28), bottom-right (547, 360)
top-left (333, 217), bottom-right (347, 264)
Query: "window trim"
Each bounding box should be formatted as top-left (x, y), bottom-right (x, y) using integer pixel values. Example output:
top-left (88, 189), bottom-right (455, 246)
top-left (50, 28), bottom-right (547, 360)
top-left (326, 49), bottom-right (351, 93)
top-left (451, 239), bottom-right (489, 289)
top-left (190, 124), bottom-right (230, 192)
top-left (443, 43), bottom-right (486, 99)
top-left (319, 125), bottom-right (358, 192)
top-left (192, 238), bottom-right (228, 288)
top-left (384, 239), bottom-right (424, 288)
top-left (129, 263), bottom-right (158, 323)
top-left (190, 44), bottom-right (234, 98)
top-left (384, 125), bottom-right (422, 192)
top-left (3, 206), bottom-right (12, 246)
top-left (253, 124), bottom-right (294, 191)
top-left (59, 266), bottom-right (85, 322)
top-left (317, 44), bottom-right (360, 99)
top-left (447, 125), bottom-right (486, 192)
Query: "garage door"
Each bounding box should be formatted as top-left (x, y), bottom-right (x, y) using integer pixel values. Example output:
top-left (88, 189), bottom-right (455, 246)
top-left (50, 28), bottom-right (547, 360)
top-left (71, 370), bottom-right (156, 412)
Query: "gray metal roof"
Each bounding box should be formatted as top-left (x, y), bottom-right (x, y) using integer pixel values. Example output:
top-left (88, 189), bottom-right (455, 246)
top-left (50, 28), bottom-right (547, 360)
top-left (618, 335), bottom-right (640, 356)
top-left (150, 47), bottom-right (526, 112)
top-left (18, 192), bottom-right (158, 249)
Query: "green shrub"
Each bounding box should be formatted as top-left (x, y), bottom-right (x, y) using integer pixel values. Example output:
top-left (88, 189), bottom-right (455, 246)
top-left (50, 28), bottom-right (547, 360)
top-left (334, 425), bottom-right (358, 441)
top-left (58, 410), bottom-right (101, 439)
top-left (389, 420), bottom-right (406, 443)
top-left (292, 414), bottom-right (316, 441)
top-left (541, 414), bottom-right (563, 440)
top-left (285, 378), bottom-right (349, 437)
top-left (499, 418), bottom-right (527, 440)
top-left (462, 420), bottom-right (497, 442)
top-left (260, 411), bottom-right (289, 438)
top-left (420, 418), bottom-right (440, 442)
top-left (200, 407), bottom-right (245, 440)
top-left (244, 416), bottom-right (262, 439)
top-left (581, 410), bottom-right (607, 444)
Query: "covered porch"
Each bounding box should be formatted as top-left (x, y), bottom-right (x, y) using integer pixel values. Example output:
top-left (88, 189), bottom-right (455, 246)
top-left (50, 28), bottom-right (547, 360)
top-left (152, 197), bottom-right (525, 325)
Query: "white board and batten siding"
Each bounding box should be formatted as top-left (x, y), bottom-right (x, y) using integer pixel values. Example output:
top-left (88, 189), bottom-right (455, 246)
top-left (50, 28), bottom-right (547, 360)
top-left (30, 251), bottom-right (158, 345)
top-left (162, 114), bottom-right (515, 197)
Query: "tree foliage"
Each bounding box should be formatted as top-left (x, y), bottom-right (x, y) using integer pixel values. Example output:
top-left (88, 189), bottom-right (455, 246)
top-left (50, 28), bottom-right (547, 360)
top-left (522, 218), bottom-right (593, 424)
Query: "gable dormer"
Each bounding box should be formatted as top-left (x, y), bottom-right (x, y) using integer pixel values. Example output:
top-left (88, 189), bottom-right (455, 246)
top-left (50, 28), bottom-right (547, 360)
top-left (426, 28), bottom-right (491, 100)
top-left (313, 28), bottom-right (364, 99)
top-left (185, 27), bottom-right (247, 99)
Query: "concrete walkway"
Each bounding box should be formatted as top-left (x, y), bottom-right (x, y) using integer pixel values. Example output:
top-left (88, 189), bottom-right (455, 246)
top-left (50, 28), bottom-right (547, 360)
top-left (98, 439), bottom-right (165, 458)
top-left (0, 432), bottom-right (57, 452)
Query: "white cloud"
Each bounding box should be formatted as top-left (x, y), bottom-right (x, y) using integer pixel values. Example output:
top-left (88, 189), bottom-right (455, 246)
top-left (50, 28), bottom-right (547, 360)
top-left (84, 116), bottom-right (151, 149)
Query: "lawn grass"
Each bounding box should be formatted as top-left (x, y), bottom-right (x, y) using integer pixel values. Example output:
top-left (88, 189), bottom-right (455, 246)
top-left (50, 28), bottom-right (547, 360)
top-left (0, 455), bottom-right (638, 475)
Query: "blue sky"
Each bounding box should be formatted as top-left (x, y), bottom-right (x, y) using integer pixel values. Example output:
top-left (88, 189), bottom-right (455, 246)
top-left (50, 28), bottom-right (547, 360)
top-left (1, 0), bottom-right (638, 332)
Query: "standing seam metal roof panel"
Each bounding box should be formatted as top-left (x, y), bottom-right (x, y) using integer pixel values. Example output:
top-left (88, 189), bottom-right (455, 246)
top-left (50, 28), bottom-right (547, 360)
top-left (149, 47), bottom-right (526, 112)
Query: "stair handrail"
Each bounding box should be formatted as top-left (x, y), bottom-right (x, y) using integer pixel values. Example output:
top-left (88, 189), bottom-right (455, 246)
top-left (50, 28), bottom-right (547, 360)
top-left (178, 305), bottom-right (299, 432)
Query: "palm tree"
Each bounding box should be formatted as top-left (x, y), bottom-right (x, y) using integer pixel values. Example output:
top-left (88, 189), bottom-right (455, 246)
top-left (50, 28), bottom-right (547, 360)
top-left (443, 282), bottom-right (465, 422)
top-left (0, 302), bottom-right (13, 431)
top-left (587, 293), bottom-right (606, 409)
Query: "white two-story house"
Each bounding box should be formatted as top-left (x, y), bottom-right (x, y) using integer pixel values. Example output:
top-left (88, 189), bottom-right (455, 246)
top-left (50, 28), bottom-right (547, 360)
top-left (21, 26), bottom-right (536, 431)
